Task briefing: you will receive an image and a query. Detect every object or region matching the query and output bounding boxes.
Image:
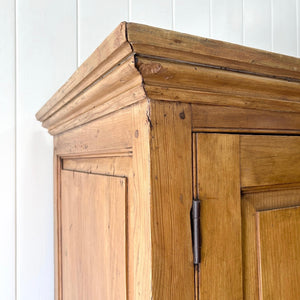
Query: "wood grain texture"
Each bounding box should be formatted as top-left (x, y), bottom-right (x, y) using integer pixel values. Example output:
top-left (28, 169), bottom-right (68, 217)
top-left (49, 84), bottom-right (146, 136)
top-left (146, 85), bottom-right (300, 113)
top-left (36, 22), bottom-right (300, 300)
top-left (44, 56), bottom-right (146, 135)
top-left (149, 101), bottom-right (194, 299)
top-left (54, 155), bottom-right (62, 300)
top-left (241, 135), bottom-right (300, 188)
top-left (127, 22), bottom-right (300, 80)
top-left (242, 189), bottom-right (300, 300)
top-left (63, 156), bottom-right (132, 177)
top-left (196, 133), bottom-right (243, 299)
top-left (192, 105), bottom-right (300, 134)
top-left (130, 101), bottom-right (152, 299)
top-left (136, 56), bottom-right (300, 102)
top-left (43, 56), bottom-right (141, 128)
top-left (257, 206), bottom-right (300, 299)
top-left (37, 22), bottom-right (300, 136)
top-left (61, 170), bottom-right (127, 300)
top-left (54, 105), bottom-right (133, 156)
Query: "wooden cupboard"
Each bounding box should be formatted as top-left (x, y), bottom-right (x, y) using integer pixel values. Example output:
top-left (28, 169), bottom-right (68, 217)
top-left (36, 22), bottom-right (300, 299)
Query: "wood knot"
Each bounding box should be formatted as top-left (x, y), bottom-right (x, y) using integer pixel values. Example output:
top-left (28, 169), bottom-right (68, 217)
top-left (173, 39), bottom-right (182, 44)
top-left (138, 63), bottom-right (162, 75)
top-left (179, 111), bottom-right (185, 119)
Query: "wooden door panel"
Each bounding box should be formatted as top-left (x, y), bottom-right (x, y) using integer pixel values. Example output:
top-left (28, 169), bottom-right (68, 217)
top-left (61, 170), bottom-right (127, 300)
top-left (196, 133), bottom-right (300, 300)
top-left (195, 133), bottom-right (243, 300)
top-left (257, 206), bottom-right (300, 300)
top-left (242, 189), bottom-right (300, 300)
top-left (241, 135), bottom-right (300, 188)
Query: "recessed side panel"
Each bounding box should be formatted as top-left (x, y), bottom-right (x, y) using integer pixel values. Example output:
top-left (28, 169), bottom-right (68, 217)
top-left (60, 170), bottom-right (127, 300)
top-left (257, 206), bottom-right (300, 299)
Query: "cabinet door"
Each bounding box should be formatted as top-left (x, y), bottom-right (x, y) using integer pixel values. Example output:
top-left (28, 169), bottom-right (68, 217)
top-left (60, 170), bottom-right (127, 300)
top-left (194, 133), bottom-right (300, 300)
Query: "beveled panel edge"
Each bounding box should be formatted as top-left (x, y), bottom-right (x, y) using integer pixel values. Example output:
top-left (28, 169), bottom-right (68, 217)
top-left (62, 156), bottom-right (132, 178)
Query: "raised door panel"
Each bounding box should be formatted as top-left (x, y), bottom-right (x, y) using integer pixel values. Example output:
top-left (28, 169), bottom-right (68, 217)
top-left (257, 206), bottom-right (300, 299)
top-left (241, 135), bottom-right (300, 300)
top-left (195, 133), bottom-right (300, 300)
top-left (242, 189), bottom-right (300, 300)
top-left (60, 170), bottom-right (127, 300)
top-left (241, 135), bottom-right (300, 189)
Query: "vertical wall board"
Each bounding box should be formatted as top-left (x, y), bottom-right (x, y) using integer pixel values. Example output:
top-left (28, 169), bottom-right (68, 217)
top-left (0, 0), bottom-right (15, 299)
top-left (244, 0), bottom-right (272, 51)
top-left (16, 0), bottom-right (77, 299)
top-left (174, 0), bottom-right (210, 37)
top-left (78, 0), bottom-right (128, 65)
top-left (273, 0), bottom-right (297, 56)
top-left (210, 0), bottom-right (243, 44)
top-left (130, 0), bottom-right (173, 30)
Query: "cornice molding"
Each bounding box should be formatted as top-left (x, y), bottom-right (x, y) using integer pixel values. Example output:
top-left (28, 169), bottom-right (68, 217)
top-left (36, 22), bottom-right (300, 135)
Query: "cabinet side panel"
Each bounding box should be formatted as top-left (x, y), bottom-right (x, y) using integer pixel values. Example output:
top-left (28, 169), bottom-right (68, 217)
top-left (196, 133), bottom-right (243, 299)
top-left (149, 101), bottom-right (194, 299)
top-left (60, 170), bottom-right (127, 300)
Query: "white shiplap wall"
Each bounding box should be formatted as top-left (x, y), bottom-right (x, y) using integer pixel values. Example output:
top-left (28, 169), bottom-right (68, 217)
top-left (0, 1), bottom-right (15, 299)
top-left (1, 0), bottom-right (299, 299)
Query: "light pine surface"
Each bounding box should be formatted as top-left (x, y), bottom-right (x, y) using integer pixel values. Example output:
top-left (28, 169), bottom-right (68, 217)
top-left (242, 189), bottom-right (300, 300)
top-left (257, 206), bottom-right (300, 299)
top-left (192, 105), bottom-right (300, 134)
top-left (61, 170), bottom-right (127, 300)
top-left (1, 0), bottom-right (299, 297)
top-left (37, 22), bottom-right (300, 137)
top-left (196, 133), bottom-right (243, 299)
top-left (149, 101), bottom-right (194, 299)
top-left (130, 101), bottom-right (152, 299)
top-left (241, 136), bottom-right (300, 188)
top-left (35, 22), bottom-right (300, 300)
